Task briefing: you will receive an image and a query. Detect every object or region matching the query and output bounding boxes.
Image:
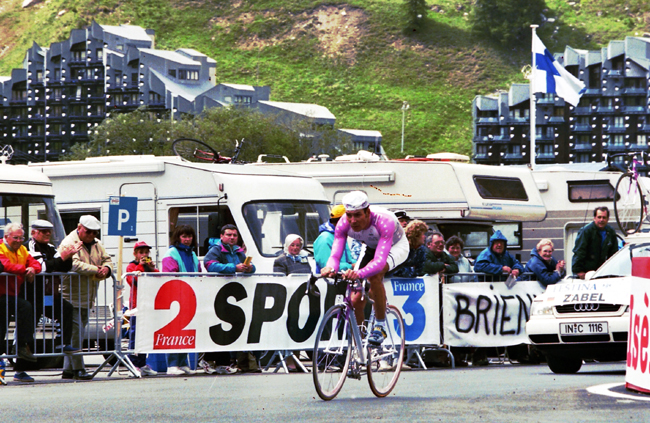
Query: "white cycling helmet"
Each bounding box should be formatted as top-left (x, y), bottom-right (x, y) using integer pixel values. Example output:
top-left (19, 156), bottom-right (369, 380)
top-left (342, 191), bottom-right (369, 212)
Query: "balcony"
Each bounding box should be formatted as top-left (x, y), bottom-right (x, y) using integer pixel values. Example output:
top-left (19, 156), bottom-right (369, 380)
top-left (492, 135), bottom-right (511, 143)
top-left (605, 125), bottom-right (627, 133)
top-left (605, 144), bottom-right (626, 152)
top-left (573, 106), bottom-right (591, 115)
top-left (584, 88), bottom-right (601, 96)
top-left (549, 116), bottom-right (565, 124)
top-left (473, 135), bottom-right (490, 143)
top-left (572, 143), bottom-right (593, 151)
top-left (510, 117), bottom-right (529, 125)
top-left (477, 117), bottom-right (499, 124)
top-left (596, 106), bottom-right (615, 114)
top-left (572, 124), bottom-right (591, 133)
top-left (536, 153), bottom-right (556, 161)
top-left (622, 105), bottom-right (647, 114)
top-left (623, 87), bottom-right (647, 95)
top-left (628, 144), bottom-right (649, 151)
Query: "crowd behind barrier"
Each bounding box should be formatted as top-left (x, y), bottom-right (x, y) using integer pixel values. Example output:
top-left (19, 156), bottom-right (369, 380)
top-left (1, 273), bottom-right (119, 368)
top-left (0, 268), bottom-right (544, 382)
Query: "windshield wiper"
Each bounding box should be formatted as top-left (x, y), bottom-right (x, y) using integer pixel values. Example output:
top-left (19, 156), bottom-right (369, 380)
top-left (590, 274), bottom-right (626, 280)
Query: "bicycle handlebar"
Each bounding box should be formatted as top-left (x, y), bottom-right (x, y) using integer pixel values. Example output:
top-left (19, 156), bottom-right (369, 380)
top-left (607, 151), bottom-right (650, 173)
top-left (305, 272), bottom-right (369, 298)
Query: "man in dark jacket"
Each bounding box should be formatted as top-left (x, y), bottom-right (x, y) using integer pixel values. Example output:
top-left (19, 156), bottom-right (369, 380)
top-left (24, 219), bottom-right (79, 355)
top-left (423, 232), bottom-right (459, 276)
top-left (474, 230), bottom-right (524, 282)
top-left (572, 206), bottom-right (619, 279)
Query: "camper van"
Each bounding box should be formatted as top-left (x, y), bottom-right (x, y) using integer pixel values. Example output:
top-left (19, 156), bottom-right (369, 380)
top-left (0, 153), bottom-right (67, 359)
top-left (251, 154), bottom-right (547, 259)
top-left (29, 155), bottom-right (331, 275)
top-left (502, 163), bottom-right (628, 274)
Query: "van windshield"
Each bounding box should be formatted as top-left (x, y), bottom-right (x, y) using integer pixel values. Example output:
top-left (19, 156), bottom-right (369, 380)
top-left (243, 201), bottom-right (330, 257)
top-left (0, 195), bottom-right (64, 245)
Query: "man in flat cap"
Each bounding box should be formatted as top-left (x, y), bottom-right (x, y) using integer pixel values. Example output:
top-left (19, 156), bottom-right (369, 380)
top-left (24, 220), bottom-right (81, 356)
top-left (59, 215), bottom-right (113, 380)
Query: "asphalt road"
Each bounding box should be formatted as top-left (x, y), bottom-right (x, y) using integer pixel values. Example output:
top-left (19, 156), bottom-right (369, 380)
top-left (1, 361), bottom-right (649, 422)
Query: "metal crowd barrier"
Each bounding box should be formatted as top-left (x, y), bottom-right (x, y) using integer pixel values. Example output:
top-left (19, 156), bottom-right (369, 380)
top-left (0, 271), bottom-right (135, 378)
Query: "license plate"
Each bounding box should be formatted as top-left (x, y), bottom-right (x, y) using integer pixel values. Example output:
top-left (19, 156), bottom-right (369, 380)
top-left (335, 294), bottom-right (344, 305)
top-left (560, 322), bottom-right (608, 335)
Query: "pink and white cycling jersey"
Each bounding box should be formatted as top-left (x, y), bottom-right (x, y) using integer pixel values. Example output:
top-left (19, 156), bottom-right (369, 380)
top-left (326, 206), bottom-right (405, 279)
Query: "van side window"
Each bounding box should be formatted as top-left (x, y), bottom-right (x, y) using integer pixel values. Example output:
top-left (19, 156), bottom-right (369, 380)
top-left (567, 180), bottom-right (615, 202)
top-left (168, 206), bottom-right (235, 256)
top-left (473, 176), bottom-right (528, 201)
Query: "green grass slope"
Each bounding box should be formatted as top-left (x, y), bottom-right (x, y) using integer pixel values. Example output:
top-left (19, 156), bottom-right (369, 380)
top-left (1, 0), bottom-right (649, 159)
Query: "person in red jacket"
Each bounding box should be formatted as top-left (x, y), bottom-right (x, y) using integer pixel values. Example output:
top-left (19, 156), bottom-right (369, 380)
top-left (125, 241), bottom-right (159, 376)
top-left (0, 222), bottom-right (42, 382)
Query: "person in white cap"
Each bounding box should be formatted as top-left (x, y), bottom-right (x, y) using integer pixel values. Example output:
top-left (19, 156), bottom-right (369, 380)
top-left (58, 215), bottom-right (113, 380)
top-left (321, 191), bottom-right (409, 346)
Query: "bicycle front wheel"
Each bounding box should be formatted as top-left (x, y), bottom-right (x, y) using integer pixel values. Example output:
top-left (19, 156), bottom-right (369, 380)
top-left (614, 173), bottom-right (645, 235)
top-left (312, 304), bottom-right (353, 401)
top-left (367, 305), bottom-right (406, 398)
top-left (172, 138), bottom-right (219, 163)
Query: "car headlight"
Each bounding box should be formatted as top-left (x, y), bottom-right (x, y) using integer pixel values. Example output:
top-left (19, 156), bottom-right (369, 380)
top-left (530, 300), bottom-right (554, 316)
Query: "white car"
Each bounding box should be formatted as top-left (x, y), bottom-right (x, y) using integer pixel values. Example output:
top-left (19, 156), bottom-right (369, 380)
top-left (525, 232), bottom-right (650, 374)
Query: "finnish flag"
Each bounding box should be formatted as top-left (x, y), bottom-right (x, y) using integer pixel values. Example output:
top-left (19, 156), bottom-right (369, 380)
top-left (532, 33), bottom-right (585, 106)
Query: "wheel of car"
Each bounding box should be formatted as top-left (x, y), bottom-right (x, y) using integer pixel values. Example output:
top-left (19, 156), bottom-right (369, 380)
top-left (546, 355), bottom-right (583, 374)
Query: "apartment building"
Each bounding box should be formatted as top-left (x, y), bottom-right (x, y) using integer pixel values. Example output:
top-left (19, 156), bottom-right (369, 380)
top-left (472, 35), bottom-right (650, 165)
top-left (1, 21), bottom-right (376, 163)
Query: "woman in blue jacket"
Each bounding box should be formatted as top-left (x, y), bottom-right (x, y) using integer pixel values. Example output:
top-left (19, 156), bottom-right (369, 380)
top-left (524, 239), bottom-right (566, 287)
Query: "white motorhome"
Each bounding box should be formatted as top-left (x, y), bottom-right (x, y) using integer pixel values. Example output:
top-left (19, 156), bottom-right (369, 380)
top-left (502, 163), bottom-right (628, 274)
top-left (29, 155), bottom-right (331, 275)
top-left (251, 154), bottom-right (547, 258)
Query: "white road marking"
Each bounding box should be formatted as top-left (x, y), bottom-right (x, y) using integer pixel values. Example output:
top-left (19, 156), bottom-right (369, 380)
top-left (587, 382), bottom-right (650, 402)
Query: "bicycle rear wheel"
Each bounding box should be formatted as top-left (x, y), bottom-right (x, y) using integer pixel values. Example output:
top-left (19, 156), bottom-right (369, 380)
top-left (312, 304), bottom-right (353, 401)
top-left (172, 138), bottom-right (219, 163)
top-left (367, 305), bottom-right (406, 397)
top-left (614, 173), bottom-right (645, 235)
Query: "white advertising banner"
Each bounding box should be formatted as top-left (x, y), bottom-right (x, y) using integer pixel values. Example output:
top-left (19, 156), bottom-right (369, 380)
top-left (443, 281), bottom-right (545, 347)
top-left (625, 278), bottom-right (650, 394)
top-left (133, 273), bottom-right (440, 353)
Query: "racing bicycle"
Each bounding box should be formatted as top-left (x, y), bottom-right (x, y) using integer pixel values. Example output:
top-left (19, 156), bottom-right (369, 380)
top-left (609, 151), bottom-right (650, 234)
top-left (306, 273), bottom-right (405, 401)
top-left (172, 138), bottom-right (245, 164)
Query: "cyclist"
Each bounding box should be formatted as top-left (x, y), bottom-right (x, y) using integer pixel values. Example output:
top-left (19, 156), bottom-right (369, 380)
top-left (321, 191), bottom-right (409, 346)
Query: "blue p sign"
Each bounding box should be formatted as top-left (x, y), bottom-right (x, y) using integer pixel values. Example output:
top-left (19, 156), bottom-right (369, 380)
top-left (108, 196), bottom-right (138, 236)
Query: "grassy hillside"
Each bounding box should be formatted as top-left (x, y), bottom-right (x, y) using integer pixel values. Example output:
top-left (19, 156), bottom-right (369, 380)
top-left (1, 0), bottom-right (649, 159)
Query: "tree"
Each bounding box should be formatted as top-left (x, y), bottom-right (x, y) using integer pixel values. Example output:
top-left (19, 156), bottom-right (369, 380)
top-left (469, 0), bottom-right (546, 46)
top-left (403, 0), bottom-right (428, 31)
top-left (63, 106), bottom-right (352, 162)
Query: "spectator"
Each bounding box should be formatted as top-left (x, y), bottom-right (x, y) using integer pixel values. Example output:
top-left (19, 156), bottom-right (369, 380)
top-left (524, 239), bottom-right (566, 287)
top-left (59, 215), bottom-right (113, 381)
top-left (203, 224), bottom-right (258, 374)
top-left (474, 230), bottom-right (524, 282)
top-left (24, 220), bottom-right (80, 361)
top-left (392, 220), bottom-right (429, 277)
top-left (125, 241), bottom-right (159, 376)
top-left (572, 206), bottom-right (618, 279)
top-left (162, 225), bottom-right (201, 376)
top-left (314, 205), bottom-right (355, 273)
top-left (272, 234), bottom-right (311, 372)
top-left (273, 234), bottom-right (311, 275)
top-left (445, 236), bottom-right (473, 275)
top-left (394, 210), bottom-right (411, 229)
top-left (445, 235), bottom-right (476, 366)
top-left (204, 224), bottom-right (255, 274)
top-left (423, 232), bottom-right (459, 276)
top-left (0, 223), bottom-right (42, 382)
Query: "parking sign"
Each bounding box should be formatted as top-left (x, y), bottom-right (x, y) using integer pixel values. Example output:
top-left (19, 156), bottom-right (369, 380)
top-left (108, 196), bottom-right (137, 236)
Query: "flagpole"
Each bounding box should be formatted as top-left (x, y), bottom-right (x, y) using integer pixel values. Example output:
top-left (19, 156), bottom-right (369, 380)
top-left (530, 24), bottom-right (538, 170)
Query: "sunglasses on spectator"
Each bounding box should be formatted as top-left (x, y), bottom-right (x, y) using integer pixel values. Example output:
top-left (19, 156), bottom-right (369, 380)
top-left (8, 236), bottom-right (25, 241)
top-left (430, 241), bottom-right (445, 246)
top-left (37, 229), bottom-right (52, 234)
